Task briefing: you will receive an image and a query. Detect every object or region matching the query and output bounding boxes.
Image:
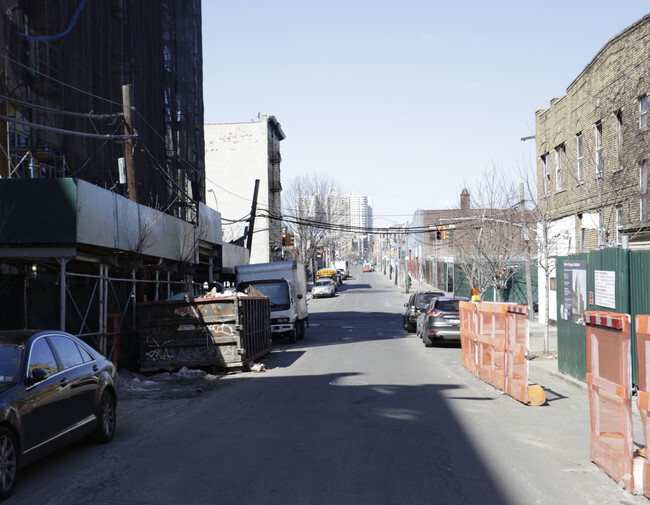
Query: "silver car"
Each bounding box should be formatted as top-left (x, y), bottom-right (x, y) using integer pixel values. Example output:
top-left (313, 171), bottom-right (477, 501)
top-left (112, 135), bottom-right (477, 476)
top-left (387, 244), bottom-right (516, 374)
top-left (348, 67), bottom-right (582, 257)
top-left (312, 279), bottom-right (335, 298)
top-left (417, 296), bottom-right (470, 347)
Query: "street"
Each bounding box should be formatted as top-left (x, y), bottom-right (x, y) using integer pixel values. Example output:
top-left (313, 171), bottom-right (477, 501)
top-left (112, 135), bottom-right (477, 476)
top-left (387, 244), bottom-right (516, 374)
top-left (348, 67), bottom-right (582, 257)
top-left (6, 266), bottom-right (649, 504)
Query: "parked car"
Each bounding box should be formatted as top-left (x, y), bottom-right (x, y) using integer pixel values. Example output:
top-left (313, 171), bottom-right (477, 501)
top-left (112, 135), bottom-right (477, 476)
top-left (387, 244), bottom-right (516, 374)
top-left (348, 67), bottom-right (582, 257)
top-left (402, 291), bottom-right (445, 332)
top-left (362, 263), bottom-right (372, 272)
top-left (417, 296), bottom-right (470, 347)
top-left (336, 269), bottom-right (346, 282)
top-left (0, 330), bottom-right (118, 500)
top-left (312, 279), bottom-right (336, 298)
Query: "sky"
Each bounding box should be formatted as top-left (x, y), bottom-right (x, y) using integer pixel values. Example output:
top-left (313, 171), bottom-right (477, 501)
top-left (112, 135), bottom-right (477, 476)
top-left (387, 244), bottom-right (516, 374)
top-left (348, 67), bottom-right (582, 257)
top-left (201, 1), bottom-right (650, 225)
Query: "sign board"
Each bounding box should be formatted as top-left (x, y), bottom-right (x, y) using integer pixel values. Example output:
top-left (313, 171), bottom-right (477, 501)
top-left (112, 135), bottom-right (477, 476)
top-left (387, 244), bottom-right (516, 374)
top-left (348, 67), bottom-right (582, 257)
top-left (594, 270), bottom-right (616, 309)
top-left (561, 260), bottom-right (587, 324)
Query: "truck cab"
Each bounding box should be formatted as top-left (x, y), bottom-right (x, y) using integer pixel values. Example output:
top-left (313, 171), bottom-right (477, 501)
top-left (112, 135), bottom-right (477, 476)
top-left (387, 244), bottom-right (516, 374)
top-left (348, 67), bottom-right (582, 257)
top-left (235, 261), bottom-right (309, 344)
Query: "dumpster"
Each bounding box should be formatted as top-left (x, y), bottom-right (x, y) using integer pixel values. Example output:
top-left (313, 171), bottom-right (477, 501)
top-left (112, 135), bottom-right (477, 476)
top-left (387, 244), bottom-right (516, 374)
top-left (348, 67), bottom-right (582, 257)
top-left (138, 295), bottom-right (271, 372)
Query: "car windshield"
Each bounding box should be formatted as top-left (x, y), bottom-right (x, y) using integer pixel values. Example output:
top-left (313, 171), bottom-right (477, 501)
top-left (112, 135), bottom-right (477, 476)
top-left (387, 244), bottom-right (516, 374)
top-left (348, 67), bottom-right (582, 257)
top-left (435, 300), bottom-right (460, 312)
top-left (315, 280), bottom-right (331, 287)
top-left (0, 344), bottom-right (22, 382)
top-left (245, 281), bottom-right (291, 310)
top-left (415, 293), bottom-right (442, 308)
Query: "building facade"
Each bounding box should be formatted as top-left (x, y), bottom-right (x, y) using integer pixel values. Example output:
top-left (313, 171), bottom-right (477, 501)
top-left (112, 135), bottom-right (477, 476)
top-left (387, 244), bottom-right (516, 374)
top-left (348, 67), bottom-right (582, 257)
top-left (0, 2), bottom-right (248, 361)
top-left (535, 13), bottom-right (650, 320)
top-left (204, 116), bottom-right (286, 264)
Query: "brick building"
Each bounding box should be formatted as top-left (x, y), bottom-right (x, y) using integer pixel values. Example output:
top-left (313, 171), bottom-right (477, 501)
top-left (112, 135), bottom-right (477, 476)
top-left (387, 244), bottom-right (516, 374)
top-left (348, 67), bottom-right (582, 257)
top-left (535, 13), bottom-right (650, 320)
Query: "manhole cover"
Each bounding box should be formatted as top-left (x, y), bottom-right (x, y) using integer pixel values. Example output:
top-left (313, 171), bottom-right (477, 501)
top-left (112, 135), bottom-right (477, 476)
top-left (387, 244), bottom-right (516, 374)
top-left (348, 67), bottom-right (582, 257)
top-left (329, 379), bottom-right (368, 387)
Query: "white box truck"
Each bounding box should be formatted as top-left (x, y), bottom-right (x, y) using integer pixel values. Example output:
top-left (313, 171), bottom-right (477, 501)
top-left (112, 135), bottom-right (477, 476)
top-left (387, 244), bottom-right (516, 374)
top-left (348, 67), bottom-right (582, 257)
top-left (235, 260), bottom-right (308, 343)
top-left (330, 260), bottom-right (349, 279)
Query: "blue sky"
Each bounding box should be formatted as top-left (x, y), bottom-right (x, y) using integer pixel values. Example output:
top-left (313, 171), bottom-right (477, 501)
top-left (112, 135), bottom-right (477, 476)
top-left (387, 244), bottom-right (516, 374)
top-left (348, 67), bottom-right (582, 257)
top-left (201, 2), bottom-right (650, 223)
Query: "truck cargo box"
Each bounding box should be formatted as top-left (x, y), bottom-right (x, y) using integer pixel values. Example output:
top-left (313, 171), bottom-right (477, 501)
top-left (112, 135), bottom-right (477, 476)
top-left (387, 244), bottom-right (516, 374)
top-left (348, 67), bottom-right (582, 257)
top-left (139, 295), bottom-right (271, 373)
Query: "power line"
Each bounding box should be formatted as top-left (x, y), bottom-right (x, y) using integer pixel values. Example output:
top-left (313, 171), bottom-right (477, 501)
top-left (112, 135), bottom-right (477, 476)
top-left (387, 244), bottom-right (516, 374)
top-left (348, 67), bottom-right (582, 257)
top-left (0, 114), bottom-right (135, 141)
top-left (0, 94), bottom-right (123, 120)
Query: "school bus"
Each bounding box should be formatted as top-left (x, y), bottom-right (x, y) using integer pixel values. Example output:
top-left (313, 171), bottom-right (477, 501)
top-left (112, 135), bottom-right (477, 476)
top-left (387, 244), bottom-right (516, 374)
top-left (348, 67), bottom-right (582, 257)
top-left (316, 268), bottom-right (339, 289)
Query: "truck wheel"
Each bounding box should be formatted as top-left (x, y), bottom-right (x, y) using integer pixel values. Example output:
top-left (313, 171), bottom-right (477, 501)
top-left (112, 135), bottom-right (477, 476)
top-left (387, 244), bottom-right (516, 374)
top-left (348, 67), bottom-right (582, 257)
top-left (289, 327), bottom-right (297, 344)
top-left (298, 320), bottom-right (305, 340)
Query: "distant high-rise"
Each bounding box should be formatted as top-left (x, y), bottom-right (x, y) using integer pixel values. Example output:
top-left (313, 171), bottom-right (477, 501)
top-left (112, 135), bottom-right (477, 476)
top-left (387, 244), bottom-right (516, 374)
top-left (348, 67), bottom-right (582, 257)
top-left (347, 193), bottom-right (373, 231)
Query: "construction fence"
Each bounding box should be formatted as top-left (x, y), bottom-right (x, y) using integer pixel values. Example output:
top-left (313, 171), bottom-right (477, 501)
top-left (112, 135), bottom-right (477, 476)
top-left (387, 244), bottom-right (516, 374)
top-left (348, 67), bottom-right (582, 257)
top-left (459, 301), bottom-right (545, 406)
top-left (461, 301), bottom-right (650, 496)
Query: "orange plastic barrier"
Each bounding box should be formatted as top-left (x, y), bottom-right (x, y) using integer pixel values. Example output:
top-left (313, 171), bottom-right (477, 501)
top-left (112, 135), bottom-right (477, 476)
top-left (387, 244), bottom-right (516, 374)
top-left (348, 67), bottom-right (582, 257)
top-left (584, 311), bottom-right (634, 492)
top-left (459, 301), bottom-right (477, 375)
top-left (477, 303), bottom-right (507, 390)
top-left (636, 314), bottom-right (650, 498)
top-left (505, 305), bottom-right (529, 404)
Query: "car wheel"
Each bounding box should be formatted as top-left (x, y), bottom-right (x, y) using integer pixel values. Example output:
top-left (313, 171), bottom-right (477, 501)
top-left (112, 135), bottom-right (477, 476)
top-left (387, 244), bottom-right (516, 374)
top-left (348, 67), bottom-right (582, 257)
top-left (423, 333), bottom-right (433, 348)
top-left (0, 427), bottom-right (18, 500)
top-left (94, 391), bottom-right (117, 444)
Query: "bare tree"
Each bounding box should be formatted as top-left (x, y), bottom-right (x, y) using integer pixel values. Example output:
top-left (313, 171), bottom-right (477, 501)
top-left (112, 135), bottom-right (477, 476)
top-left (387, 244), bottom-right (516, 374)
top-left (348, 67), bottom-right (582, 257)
top-left (283, 174), bottom-right (344, 274)
top-left (455, 165), bottom-right (534, 302)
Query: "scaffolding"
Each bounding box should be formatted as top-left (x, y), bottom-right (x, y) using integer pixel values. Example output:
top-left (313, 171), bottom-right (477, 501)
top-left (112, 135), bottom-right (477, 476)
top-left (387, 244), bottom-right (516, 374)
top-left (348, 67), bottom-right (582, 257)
top-left (0, 1), bottom-right (209, 365)
top-left (0, 0), bottom-right (204, 221)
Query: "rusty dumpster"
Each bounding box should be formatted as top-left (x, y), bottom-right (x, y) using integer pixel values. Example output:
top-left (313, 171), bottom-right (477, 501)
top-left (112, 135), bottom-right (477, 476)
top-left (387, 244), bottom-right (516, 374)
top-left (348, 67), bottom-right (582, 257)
top-left (138, 295), bottom-right (271, 372)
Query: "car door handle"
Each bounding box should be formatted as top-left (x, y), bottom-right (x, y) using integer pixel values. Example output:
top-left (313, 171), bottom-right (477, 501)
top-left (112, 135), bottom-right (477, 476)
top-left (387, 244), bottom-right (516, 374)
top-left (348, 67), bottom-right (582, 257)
top-left (60, 378), bottom-right (69, 388)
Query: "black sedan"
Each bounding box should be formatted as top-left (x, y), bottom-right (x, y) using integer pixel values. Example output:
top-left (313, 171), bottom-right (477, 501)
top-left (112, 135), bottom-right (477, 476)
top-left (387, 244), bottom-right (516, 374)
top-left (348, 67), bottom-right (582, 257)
top-left (0, 330), bottom-right (118, 500)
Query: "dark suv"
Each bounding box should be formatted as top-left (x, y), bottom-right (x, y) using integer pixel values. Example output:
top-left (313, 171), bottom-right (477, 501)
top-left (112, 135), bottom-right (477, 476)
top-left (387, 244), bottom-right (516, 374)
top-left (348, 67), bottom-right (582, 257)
top-left (417, 296), bottom-right (470, 346)
top-left (403, 291), bottom-right (445, 332)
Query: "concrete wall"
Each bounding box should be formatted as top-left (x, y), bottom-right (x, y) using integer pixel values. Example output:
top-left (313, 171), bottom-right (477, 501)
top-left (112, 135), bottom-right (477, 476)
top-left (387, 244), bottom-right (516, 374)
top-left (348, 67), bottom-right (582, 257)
top-left (204, 117), bottom-right (283, 264)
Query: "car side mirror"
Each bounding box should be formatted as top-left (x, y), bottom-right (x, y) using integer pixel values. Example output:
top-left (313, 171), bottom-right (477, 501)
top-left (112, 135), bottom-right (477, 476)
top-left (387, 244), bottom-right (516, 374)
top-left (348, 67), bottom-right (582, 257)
top-left (404, 303), bottom-right (408, 307)
top-left (30, 368), bottom-right (49, 384)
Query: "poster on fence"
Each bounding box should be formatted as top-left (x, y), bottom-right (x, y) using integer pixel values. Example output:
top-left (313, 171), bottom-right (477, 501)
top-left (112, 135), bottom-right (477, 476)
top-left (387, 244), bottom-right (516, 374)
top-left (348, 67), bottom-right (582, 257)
top-left (594, 270), bottom-right (616, 309)
top-left (562, 260), bottom-right (587, 324)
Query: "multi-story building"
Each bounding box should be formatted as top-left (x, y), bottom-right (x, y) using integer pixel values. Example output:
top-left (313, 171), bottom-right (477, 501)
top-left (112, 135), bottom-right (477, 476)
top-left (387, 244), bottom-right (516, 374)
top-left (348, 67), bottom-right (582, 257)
top-left (204, 116), bottom-right (285, 264)
top-left (0, 2), bottom-right (244, 356)
top-left (535, 13), bottom-right (650, 320)
top-left (408, 189), bottom-right (471, 287)
top-left (347, 193), bottom-right (373, 230)
top-left (345, 193), bottom-right (373, 259)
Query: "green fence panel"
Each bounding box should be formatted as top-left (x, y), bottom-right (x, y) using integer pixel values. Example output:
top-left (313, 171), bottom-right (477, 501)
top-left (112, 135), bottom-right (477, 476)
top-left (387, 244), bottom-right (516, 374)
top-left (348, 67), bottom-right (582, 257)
top-left (556, 254), bottom-right (589, 380)
top-left (557, 248), bottom-right (632, 382)
top-left (630, 251), bottom-right (650, 385)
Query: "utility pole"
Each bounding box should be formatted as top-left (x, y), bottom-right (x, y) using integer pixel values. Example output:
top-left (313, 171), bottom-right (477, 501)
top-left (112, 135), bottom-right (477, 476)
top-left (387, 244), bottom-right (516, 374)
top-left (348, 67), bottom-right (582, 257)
top-left (122, 84), bottom-right (137, 203)
top-left (246, 179), bottom-right (260, 251)
top-left (520, 183), bottom-right (534, 321)
top-left (395, 232), bottom-right (399, 286)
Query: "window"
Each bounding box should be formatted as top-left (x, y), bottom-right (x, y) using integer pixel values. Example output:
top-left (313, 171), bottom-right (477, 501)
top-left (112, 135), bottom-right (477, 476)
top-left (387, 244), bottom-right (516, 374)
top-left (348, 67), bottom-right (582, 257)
top-left (29, 338), bottom-right (59, 376)
top-left (49, 336), bottom-right (85, 370)
top-left (576, 132), bottom-right (584, 181)
top-left (641, 95), bottom-right (648, 129)
top-left (641, 161), bottom-right (648, 221)
top-left (542, 153), bottom-right (550, 194)
top-left (616, 206), bottom-right (623, 245)
top-left (595, 121), bottom-right (603, 175)
top-left (615, 110), bottom-right (623, 171)
top-left (555, 145), bottom-right (565, 191)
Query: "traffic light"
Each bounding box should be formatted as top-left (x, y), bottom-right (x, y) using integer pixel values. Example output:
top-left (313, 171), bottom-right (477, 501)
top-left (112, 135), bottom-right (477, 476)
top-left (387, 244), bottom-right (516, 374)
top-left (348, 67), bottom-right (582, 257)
top-left (442, 226), bottom-right (449, 240)
top-left (282, 231), bottom-right (289, 246)
top-left (436, 226), bottom-right (441, 240)
top-left (287, 233), bottom-right (295, 246)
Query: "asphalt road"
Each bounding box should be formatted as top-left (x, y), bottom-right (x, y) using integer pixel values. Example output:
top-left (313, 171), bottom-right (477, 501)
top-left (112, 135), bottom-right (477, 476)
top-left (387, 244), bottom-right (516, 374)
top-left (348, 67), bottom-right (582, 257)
top-left (7, 266), bottom-right (648, 504)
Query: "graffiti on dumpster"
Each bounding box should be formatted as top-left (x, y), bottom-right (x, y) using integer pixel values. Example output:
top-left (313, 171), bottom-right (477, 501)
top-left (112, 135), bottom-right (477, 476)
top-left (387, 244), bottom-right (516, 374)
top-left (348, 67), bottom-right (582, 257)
top-left (145, 344), bottom-right (238, 365)
top-left (208, 323), bottom-right (237, 337)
